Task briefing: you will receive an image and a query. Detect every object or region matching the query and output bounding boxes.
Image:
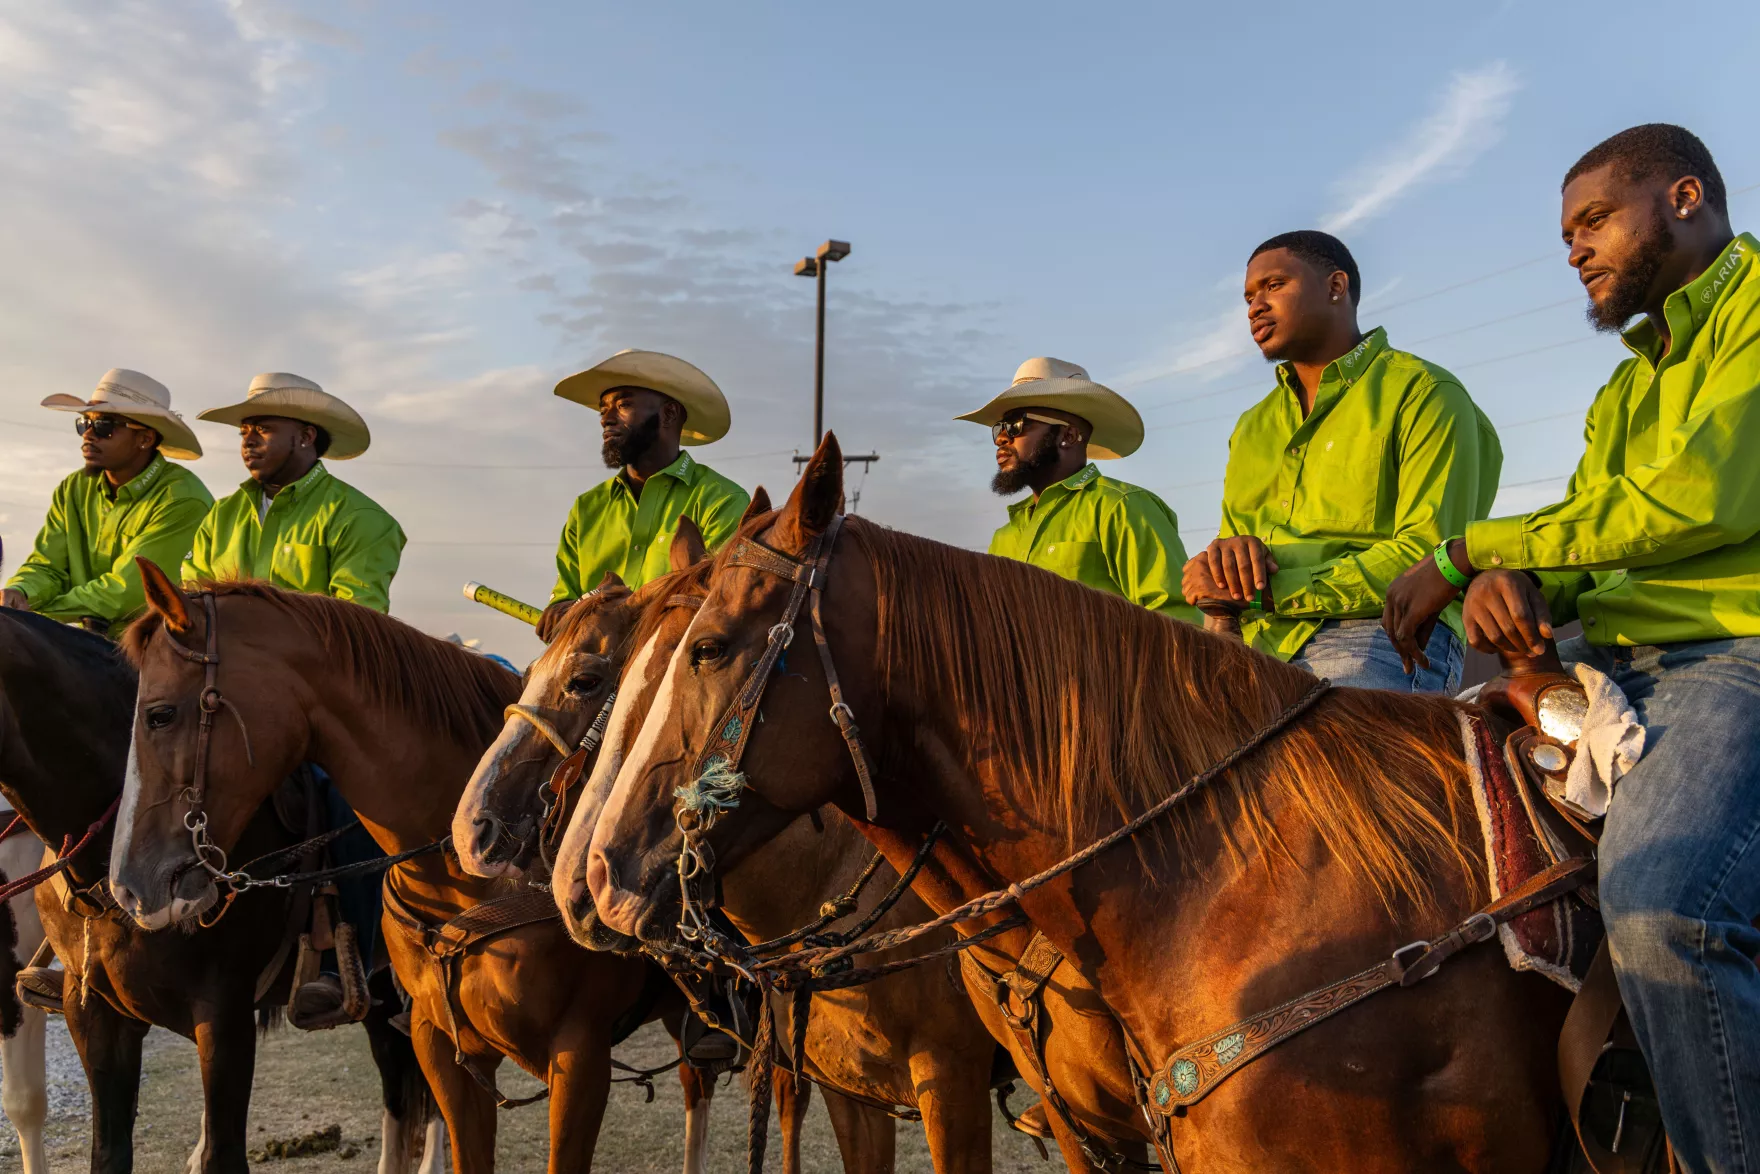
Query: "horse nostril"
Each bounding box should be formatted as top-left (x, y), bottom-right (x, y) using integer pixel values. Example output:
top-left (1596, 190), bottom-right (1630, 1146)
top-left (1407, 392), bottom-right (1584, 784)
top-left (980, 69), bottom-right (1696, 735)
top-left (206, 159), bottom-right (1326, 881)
top-left (471, 816), bottom-right (500, 857)
top-left (565, 879), bottom-right (595, 925)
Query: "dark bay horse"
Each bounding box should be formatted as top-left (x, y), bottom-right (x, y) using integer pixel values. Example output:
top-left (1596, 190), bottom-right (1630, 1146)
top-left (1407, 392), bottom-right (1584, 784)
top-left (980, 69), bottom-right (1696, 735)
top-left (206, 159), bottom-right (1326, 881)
top-left (535, 536), bottom-right (1154, 1172)
top-left (581, 437), bottom-right (1574, 1173)
top-left (460, 519), bottom-right (1000, 1174)
top-left (110, 566), bottom-right (713, 1174)
top-left (0, 606), bottom-right (435, 1174)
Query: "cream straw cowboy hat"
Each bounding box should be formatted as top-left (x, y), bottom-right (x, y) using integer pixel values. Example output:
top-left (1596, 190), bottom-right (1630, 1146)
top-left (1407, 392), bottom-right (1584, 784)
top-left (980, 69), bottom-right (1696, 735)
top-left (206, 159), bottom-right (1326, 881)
top-left (956, 357), bottom-right (1144, 460)
top-left (198, 373), bottom-right (372, 460)
top-left (41, 368), bottom-right (204, 460)
top-left (553, 349), bottom-right (731, 445)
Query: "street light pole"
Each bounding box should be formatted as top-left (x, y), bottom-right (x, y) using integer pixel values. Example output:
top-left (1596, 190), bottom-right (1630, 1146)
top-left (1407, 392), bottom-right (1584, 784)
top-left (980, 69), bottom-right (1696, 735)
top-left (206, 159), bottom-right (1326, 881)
top-left (794, 239), bottom-right (849, 447)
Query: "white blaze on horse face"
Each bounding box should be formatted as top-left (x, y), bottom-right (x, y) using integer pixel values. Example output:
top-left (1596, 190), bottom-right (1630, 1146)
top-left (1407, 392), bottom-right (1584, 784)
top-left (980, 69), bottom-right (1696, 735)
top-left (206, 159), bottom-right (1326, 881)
top-left (108, 728), bottom-right (151, 913)
top-left (585, 611), bottom-right (701, 930)
top-left (553, 631), bottom-right (667, 905)
top-left (453, 659), bottom-right (569, 876)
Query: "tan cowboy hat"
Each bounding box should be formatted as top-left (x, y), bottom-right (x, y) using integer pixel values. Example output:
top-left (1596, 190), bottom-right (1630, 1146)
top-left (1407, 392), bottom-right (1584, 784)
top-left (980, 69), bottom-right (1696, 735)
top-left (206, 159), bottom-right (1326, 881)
top-left (197, 373), bottom-right (372, 460)
top-left (40, 368), bottom-right (204, 460)
top-left (553, 349), bottom-right (731, 446)
top-left (955, 357), bottom-right (1144, 460)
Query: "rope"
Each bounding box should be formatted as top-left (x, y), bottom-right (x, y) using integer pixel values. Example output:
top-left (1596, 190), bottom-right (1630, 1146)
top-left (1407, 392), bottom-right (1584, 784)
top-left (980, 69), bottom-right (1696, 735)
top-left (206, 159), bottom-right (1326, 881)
top-left (0, 794), bottom-right (123, 904)
top-left (758, 679), bottom-right (1331, 980)
top-left (745, 998), bottom-right (775, 1174)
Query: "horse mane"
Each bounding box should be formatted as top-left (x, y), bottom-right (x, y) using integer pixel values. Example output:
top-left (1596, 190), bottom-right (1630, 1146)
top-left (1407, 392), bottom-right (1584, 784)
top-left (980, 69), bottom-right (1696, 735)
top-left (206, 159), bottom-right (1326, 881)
top-left (847, 520), bottom-right (1482, 915)
top-left (122, 581), bottom-right (520, 745)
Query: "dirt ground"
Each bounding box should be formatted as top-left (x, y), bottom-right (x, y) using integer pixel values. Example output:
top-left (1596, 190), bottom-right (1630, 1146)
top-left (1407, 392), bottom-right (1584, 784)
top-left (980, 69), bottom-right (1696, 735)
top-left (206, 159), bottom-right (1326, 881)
top-left (3, 1015), bottom-right (1068, 1171)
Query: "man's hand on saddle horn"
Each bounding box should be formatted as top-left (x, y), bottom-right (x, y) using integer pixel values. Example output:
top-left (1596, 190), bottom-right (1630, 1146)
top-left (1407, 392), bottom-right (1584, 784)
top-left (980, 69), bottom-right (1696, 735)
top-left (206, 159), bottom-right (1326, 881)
top-left (1461, 570), bottom-right (1554, 661)
top-left (1183, 536), bottom-right (1277, 638)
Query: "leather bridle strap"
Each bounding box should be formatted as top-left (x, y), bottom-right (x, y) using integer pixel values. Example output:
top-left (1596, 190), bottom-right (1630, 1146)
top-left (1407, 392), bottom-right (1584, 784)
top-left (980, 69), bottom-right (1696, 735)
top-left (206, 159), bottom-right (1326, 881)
top-left (161, 591), bottom-right (256, 891)
top-left (805, 516), bottom-right (880, 821)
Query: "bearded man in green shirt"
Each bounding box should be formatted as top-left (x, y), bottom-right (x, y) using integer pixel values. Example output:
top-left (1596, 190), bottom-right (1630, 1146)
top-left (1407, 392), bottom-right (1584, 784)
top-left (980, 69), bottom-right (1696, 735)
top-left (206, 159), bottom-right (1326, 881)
top-left (4, 370), bottom-right (212, 632)
top-left (956, 357), bottom-right (1198, 624)
top-left (1182, 231), bottom-right (1501, 692)
top-left (535, 349), bottom-right (751, 642)
top-left (1385, 125), bottom-right (1759, 1171)
top-left (185, 372), bottom-right (404, 1028)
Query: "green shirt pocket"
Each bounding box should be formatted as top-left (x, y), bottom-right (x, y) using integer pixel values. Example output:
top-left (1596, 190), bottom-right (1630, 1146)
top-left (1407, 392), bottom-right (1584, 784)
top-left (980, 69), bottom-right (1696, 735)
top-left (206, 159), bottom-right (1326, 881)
top-left (272, 541), bottom-right (330, 593)
top-left (1032, 540), bottom-right (1116, 595)
top-left (1297, 433), bottom-right (1388, 533)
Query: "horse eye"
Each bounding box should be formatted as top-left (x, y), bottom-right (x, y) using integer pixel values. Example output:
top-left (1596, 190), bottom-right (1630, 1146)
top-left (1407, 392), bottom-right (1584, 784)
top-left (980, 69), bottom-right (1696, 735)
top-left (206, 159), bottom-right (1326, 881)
top-left (145, 705), bottom-right (177, 730)
top-left (690, 639), bottom-right (725, 668)
top-left (565, 674), bottom-right (602, 696)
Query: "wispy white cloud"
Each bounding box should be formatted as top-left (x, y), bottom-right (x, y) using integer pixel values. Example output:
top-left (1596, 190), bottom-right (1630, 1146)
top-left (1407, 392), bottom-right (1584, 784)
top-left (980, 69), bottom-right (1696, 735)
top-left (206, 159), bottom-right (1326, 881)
top-left (1321, 61), bottom-right (1520, 234)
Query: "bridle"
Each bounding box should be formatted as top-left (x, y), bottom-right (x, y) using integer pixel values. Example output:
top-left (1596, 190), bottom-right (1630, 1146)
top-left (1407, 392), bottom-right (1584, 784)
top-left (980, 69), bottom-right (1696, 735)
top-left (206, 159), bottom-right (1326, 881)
top-left (673, 513), bottom-right (880, 953)
top-left (164, 591), bottom-right (259, 890)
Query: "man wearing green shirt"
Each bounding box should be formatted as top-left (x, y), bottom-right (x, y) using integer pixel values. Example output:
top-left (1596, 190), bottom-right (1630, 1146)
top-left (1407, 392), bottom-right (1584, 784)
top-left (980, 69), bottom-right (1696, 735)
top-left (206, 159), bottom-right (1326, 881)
top-left (186, 372), bottom-right (404, 1029)
top-left (4, 369), bottom-right (212, 631)
top-left (1182, 231), bottom-right (1501, 692)
top-left (536, 349), bottom-right (751, 642)
top-left (1385, 125), bottom-right (1759, 1170)
top-left (184, 373), bottom-right (405, 611)
top-left (956, 357), bottom-right (1198, 624)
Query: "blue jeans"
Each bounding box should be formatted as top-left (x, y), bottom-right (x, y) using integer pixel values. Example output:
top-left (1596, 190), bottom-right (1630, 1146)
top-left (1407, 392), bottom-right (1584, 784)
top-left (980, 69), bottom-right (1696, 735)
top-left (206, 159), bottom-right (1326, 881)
top-left (315, 766), bottom-right (385, 972)
top-left (1560, 635), bottom-right (1760, 1174)
top-left (1288, 618), bottom-right (1463, 694)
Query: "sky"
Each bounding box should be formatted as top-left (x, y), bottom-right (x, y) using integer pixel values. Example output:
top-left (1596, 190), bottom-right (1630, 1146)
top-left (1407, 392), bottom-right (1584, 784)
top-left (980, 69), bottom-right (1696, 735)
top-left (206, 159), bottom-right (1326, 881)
top-left (1, 0), bottom-right (1757, 663)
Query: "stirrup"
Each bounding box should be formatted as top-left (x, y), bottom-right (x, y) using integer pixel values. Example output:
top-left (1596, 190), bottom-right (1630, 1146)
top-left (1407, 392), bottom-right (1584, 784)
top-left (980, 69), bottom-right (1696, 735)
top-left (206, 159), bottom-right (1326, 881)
top-left (15, 966), bottom-right (64, 1015)
top-left (287, 924), bottom-right (371, 1031)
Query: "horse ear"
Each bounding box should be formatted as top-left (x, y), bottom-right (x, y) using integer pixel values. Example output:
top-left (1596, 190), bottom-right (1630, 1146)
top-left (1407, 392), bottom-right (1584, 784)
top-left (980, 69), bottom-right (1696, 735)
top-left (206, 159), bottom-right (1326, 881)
top-left (136, 556), bottom-right (191, 632)
top-left (669, 517), bottom-right (707, 572)
top-left (740, 486), bottom-right (772, 525)
top-left (773, 433), bottom-right (844, 553)
top-left (594, 571), bottom-right (625, 594)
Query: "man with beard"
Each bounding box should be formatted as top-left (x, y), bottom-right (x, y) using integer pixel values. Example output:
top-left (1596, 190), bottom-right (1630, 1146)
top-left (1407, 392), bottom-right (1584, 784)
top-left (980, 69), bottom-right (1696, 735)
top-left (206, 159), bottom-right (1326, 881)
top-left (4, 369), bottom-right (211, 631)
top-left (536, 349), bottom-right (750, 642)
top-left (1182, 231), bottom-right (1502, 692)
top-left (1384, 124), bottom-right (1758, 1169)
top-left (957, 357), bottom-right (1198, 622)
top-left (184, 372), bottom-right (404, 1028)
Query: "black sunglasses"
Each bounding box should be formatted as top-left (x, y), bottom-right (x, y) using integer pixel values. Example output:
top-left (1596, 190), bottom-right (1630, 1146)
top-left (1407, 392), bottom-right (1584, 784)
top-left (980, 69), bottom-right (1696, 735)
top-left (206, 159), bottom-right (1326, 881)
top-left (990, 412), bottom-right (1065, 444)
top-left (75, 415), bottom-right (145, 441)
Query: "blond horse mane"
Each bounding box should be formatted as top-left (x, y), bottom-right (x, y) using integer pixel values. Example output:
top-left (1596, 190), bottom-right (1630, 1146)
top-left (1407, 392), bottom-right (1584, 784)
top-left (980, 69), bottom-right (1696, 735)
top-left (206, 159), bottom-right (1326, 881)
top-left (848, 520), bottom-right (1484, 915)
top-left (123, 580), bottom-right (520, 746)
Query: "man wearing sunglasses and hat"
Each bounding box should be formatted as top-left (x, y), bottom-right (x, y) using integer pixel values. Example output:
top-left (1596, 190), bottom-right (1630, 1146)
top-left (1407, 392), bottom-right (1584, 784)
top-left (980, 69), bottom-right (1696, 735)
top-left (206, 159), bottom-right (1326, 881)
top-left (3, 369), bottom-right (213, 632)
top-left (183, 372), bottom-right (404, 1029)
top-left (536, 349), bottom-right (751, 642)
top-left (959, 357), bottom-right (1199, 623)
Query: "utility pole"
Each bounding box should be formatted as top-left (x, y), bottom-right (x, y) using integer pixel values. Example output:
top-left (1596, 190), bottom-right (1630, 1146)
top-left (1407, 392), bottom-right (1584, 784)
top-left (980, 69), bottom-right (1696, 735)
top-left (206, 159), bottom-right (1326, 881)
top-left (793, 239), bottom-right (850, 445)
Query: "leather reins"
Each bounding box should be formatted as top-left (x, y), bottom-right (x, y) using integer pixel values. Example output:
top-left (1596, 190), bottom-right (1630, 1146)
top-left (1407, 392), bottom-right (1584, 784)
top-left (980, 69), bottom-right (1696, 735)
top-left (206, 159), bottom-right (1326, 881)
top-left (165, 591), bottom-right (258, 888)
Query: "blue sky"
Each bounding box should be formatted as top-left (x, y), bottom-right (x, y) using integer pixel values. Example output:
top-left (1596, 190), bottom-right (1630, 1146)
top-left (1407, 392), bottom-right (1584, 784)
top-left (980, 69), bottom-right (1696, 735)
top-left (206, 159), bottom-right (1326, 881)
top-left (1, 0), bottom-right (1756, 660)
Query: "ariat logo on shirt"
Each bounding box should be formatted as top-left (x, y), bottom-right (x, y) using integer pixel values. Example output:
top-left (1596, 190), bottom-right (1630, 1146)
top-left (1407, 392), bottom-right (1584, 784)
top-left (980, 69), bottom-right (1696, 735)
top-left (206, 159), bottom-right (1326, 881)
top-left (1701, 239), bottom-right (1749, 305)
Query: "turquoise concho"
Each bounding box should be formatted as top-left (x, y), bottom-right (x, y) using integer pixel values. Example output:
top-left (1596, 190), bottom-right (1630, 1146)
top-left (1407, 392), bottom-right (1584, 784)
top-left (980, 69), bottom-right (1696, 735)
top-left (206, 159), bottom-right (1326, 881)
top-left (1214, 1033), bottom-right (1244, 1064)
top-left (1171, 1059), bottom-right (1200, 1098)
top-left (1153, 1078), bottom-right (1172, 1108)
top-left (722, 715), bottom-right (744, 743)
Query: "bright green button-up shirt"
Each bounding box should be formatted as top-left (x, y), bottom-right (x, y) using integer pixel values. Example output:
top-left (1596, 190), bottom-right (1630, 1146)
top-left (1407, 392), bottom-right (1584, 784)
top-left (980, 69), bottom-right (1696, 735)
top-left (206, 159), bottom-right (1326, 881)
top-left (6, 454), bottom-right (213, 625)
top-left (184, 461), bottom-right (406, 613)
top-left (551, 451), bottom-right (751, 600)
top-left (1467, 233), bottom-right (1760, 647)
top-left (1220, 327), bottom-right (1503, 660)
top-left (988, 463), bottom-right (1200, 624)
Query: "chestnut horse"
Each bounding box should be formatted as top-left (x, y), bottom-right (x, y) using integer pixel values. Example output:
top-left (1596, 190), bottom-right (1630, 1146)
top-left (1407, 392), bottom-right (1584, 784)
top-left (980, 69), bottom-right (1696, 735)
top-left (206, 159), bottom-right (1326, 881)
top-left (458, 520), bottom-right (1000, 1174)
top-left (109, 566), bottom-right (714, 1174)
top-left (580, 436), bottom-right (1575, 1173)
top-left (530, 530), bottom-right (1154, 1172)
top-left (0, 605), bottom-right (436, 1174)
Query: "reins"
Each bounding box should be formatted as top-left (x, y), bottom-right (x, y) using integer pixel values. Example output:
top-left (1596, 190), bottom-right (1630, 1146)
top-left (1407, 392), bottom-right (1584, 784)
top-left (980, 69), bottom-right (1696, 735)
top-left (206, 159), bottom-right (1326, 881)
top-left (0, 793), bottom-right (123, 904)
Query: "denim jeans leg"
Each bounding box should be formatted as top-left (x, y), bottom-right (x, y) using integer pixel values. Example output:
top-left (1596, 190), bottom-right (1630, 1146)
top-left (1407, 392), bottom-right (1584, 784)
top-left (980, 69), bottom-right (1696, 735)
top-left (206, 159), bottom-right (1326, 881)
top-left (1596, 638), bottom-right (1760, 1174)
top-left (1288, 618), bottom-right (1462, 694)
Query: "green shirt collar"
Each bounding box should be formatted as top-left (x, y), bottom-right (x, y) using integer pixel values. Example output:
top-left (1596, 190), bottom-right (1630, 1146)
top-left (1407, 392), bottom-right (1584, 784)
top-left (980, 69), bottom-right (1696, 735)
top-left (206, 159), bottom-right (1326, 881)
top-left (613, 449), bottom-right (697, 500)
top-left (240, 459), bottom-right (331, 506)
top-left (1622, 233), bottom-right (1757, 365)
top-left (1006, 462), bottom-right (1100, 519)
top-left (1275, 326), bottom-right (1389, 401)
top-left (111, 452), bottom-right (171, 503)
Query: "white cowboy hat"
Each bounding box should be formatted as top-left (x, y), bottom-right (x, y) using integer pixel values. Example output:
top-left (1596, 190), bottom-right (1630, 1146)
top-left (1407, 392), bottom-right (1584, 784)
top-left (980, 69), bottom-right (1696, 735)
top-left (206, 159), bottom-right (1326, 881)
top-left (197, 373), bottom-right (372, 460)
top-left (553, 349), bottom-right (731, 446)
top-left (40, 368), bottom-right (204, 460)
top-left (955, 357), bottom-right (1144, 460)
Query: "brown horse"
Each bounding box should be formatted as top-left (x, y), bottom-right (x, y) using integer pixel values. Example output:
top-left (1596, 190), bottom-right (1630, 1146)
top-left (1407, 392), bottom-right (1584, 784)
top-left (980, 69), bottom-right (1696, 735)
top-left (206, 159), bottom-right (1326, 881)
top-left (531, 532), bottom-right (1154, 1173)
top-left (109, 565), bottom-right (715, 1174)
top-left (579, 436), bottom-right (1575, 1173)
top-left (462, 523), bottom-right (1000, 1174)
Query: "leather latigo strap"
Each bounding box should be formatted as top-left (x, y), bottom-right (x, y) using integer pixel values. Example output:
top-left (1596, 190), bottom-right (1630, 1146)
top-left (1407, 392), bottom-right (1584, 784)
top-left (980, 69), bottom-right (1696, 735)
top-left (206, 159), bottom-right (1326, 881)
top-left (1146, 856), bottom-right (1596, 1115)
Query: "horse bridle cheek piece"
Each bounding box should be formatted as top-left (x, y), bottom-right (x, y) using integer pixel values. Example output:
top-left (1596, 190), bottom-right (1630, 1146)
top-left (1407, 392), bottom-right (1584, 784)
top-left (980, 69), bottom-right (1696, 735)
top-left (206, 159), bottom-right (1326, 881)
top-left (673, 514), bottom-right (880, 952)
top-left (164, 592), bottom-right (258, 896)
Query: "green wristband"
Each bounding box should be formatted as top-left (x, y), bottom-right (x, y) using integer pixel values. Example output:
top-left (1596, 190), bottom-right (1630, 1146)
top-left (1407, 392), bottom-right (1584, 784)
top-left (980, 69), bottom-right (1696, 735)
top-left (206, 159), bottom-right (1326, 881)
top-left (1432, 539), bottom-right (1472, 590)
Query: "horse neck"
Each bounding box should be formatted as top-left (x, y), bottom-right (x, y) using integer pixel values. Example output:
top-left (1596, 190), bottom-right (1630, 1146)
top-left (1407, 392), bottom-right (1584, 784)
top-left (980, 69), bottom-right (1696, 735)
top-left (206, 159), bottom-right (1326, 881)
top-left (718, 809), bottom-right (875, 944)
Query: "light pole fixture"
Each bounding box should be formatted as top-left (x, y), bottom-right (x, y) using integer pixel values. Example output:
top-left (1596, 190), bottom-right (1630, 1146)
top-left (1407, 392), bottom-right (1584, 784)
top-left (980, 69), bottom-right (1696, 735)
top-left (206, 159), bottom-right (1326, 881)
top-left (793, 239), bottom-right (850, 446)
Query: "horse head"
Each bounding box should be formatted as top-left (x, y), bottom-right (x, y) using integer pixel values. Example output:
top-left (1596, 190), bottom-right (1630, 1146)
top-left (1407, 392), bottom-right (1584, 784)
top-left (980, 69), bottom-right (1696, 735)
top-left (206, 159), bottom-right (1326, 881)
top-left (581, 436), bottom-right (885, 944)
top-left (110, 561), bottom-right (313, 930)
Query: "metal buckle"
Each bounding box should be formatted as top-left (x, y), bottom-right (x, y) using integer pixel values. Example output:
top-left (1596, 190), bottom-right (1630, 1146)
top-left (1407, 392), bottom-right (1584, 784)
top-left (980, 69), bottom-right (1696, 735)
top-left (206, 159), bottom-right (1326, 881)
top-left (1391, 940), bottom-right (1434, 986)
top-left (768, 622), bottom-right (795, 648)
top-left (828, 701), bottom-right (855, 727)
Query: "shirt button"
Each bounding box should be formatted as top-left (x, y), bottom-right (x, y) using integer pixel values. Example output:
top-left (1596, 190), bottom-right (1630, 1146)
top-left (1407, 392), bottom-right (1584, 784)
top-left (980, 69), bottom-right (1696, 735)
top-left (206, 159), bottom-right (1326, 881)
top-left (1567, 551), bottom-right (1579, 562)
top-left (283, 544), bottom-right (293, 553)
top-left (1280, 500), bottom-right (1289, 509)
top-left (1587, 616), bottom-right (1598, 626)
top-left (1047, 545), bottom-right (1056, 553)
top-left (1326, 441), bottom-right (1334, 451)
top-left (1489, 555), bottom-right (1503, 565)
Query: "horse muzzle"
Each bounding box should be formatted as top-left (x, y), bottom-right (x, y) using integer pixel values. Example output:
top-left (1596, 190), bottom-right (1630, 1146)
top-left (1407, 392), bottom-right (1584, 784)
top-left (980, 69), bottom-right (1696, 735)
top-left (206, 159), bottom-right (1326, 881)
top-left (112, 857), bottom-right (219, 931)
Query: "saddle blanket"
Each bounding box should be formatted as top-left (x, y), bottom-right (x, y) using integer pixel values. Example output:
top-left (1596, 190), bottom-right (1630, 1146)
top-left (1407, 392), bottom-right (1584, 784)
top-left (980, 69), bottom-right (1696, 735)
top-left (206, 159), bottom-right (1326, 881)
top-left (1459, 711), bottom-right (1602, 992)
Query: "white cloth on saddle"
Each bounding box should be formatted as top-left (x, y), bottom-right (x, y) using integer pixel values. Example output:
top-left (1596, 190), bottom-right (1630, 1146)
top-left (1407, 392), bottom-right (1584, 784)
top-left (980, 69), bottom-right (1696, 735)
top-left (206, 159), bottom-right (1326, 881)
top-left (1563, 662), bottom-right (1644, 818)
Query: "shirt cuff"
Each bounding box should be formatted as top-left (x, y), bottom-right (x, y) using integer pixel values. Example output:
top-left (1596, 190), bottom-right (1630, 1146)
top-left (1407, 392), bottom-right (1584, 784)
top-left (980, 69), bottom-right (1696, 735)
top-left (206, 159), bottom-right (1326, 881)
top-left (1465, 517), bottom-right (1527, 571)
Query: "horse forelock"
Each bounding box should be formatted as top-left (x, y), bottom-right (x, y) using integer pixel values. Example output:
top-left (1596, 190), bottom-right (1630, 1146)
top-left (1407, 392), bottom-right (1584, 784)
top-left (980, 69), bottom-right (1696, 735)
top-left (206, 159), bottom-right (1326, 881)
top-left (126, 580), bottom-right (521, 746)
top-left (848, 520), bottom-right (1483, 916)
